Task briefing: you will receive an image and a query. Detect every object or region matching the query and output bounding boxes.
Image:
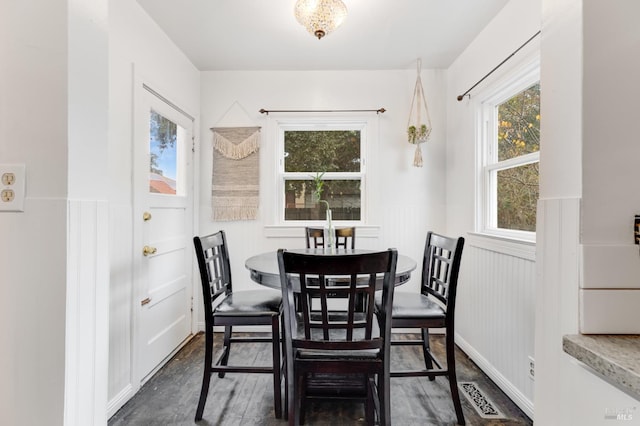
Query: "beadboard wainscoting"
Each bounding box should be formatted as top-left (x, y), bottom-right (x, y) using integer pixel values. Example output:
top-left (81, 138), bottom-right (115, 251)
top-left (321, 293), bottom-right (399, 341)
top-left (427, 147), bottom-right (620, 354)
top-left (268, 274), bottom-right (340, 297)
top-left (67, 199), bottom-right (110, 426)
top-left (455, 234), bottom-right (536, 418)
top-left (107, 202), bottom-right (135, 417)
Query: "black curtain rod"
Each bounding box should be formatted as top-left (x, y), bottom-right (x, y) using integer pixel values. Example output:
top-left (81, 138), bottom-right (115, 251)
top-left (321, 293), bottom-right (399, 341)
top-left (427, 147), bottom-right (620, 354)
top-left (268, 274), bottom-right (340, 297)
top-left (259, 108), bottom-right (386, 115)
top-left (456, 30), bottom-right (541, 102)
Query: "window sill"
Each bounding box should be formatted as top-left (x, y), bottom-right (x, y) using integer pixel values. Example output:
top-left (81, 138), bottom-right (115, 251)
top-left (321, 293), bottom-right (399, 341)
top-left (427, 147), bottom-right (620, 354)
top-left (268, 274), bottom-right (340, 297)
top-left (466, 232), bottom-right (536, 261)
top-left (563, 334), bottom-right (640, 401)
top-left (264, 225), bottom-right (380, 239)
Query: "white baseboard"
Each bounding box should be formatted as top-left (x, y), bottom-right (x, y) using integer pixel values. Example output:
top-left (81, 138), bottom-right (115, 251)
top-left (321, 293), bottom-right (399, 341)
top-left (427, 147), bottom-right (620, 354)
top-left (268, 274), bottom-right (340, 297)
top-left (455, 333), bottom-right (534, 419)
top-left (107, 384), bottom-right (135, 419)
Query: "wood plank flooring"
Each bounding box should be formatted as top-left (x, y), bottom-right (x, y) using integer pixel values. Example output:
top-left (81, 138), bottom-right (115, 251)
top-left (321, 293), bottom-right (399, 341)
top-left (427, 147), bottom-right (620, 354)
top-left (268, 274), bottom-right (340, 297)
top-left (109, 332), bottom-right (532, 425)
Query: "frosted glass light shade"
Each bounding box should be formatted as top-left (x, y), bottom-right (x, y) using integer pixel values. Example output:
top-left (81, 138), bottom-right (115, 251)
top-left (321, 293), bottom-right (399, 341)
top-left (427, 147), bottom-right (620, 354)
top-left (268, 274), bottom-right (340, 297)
top-left (294, 0), bottom-right (347, 39)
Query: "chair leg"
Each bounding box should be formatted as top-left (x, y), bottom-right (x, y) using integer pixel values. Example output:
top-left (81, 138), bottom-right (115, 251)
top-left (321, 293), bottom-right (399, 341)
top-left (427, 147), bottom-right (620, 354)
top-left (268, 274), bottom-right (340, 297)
top-left (446, 334), bottom-right (465, 425)
top-left (365, 375), bottom-right (375, 425)
top-left (195, 330), bottom-right (214, 421)
top-left (271, 317), bottom-right (282, 419)
top-left (285, 353), bottom-right (296, 425)
top-left (288, 370), bottom-right (303, 426)
top-left (379, 368), bottom-right (391, 425)
top-left (281, 314), bottom-right (289, 421)
top-left (421, 328), bottom-right (435, 381)
top-left (218, 325), bottom-right (232, 378)
top-left (298, 373), bottom-right (307, 425)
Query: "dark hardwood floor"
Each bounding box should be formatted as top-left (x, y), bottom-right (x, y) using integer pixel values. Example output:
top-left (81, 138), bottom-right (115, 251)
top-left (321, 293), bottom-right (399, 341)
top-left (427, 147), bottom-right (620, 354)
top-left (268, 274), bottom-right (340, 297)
top-left (109, 332), bottom-right (532, 426)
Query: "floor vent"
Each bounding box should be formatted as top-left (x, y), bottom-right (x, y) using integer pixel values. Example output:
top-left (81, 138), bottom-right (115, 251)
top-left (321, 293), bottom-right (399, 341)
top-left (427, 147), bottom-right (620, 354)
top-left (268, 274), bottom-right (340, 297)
top-left (459, 381), bottom-right (505, 419)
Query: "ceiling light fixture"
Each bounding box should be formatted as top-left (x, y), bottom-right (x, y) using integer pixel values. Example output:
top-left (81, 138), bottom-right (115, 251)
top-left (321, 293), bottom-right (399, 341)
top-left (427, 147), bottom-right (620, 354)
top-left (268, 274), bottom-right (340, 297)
top-left (294, 0), bottom-right (348, 40)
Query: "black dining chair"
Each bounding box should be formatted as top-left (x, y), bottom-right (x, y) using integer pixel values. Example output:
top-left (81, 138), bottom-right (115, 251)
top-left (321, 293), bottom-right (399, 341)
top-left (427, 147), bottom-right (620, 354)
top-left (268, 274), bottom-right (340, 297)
top-left (278, 248), bottom-right (398, 426)
top-left (383, 231), bottom-right (466, 425)
top-left (193, 231), bottom-right (283, 421)
top-left (305, 226), bottom-right (356, 249)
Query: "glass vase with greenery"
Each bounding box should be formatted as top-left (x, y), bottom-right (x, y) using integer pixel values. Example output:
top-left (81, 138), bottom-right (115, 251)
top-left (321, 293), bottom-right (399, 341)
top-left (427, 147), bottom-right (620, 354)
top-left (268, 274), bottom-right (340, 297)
top-left (311, 172), bottom-right (334, 248)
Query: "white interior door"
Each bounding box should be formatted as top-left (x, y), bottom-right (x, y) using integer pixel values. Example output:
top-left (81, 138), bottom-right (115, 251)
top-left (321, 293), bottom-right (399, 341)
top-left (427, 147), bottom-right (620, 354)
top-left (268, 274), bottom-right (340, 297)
top-left (134, 84), bottom-right (195, 382)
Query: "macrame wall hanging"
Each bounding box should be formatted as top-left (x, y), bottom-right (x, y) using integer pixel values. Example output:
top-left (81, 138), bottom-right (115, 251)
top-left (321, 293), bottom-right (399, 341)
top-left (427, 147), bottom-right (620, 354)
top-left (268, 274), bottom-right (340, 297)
top-left (407, 59), bottom-right (432, 167)
top-left (211, 126), bottom-right (260, 221)
top-left (210, 102), bottom-right (260, 221)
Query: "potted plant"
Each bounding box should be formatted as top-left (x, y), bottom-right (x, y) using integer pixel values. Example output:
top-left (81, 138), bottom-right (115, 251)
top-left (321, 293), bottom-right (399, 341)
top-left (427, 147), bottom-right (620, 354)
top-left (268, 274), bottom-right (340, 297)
top-left (406, 59), bottom-right (432, 166)
top-left (407, 125), bottom-right (417, 143)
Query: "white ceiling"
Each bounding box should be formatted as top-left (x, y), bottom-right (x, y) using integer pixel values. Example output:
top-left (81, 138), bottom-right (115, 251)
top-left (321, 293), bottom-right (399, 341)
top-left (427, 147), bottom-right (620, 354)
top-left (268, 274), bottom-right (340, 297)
top-left (136, 0), bottom-right (509, 71)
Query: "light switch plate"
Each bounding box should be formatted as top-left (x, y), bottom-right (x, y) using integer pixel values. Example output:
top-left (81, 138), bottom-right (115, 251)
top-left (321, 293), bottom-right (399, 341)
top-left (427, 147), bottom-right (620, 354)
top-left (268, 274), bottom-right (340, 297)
top-left (0, 164), bottom-right (25, 212)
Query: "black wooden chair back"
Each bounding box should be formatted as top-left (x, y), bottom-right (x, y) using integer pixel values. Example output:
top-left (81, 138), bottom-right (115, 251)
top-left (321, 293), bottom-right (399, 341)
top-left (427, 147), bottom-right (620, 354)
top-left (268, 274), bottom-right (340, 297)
top-left (305, 226), bottom-right (325, 248)
top-left (195, 231), bottom-right (231, 313)
top-left (421, 232), bottom-right (463, 312)
top-left (335, 227), bottom-right (356, 249)
top-left (305, 226), bottom-right (356, 249)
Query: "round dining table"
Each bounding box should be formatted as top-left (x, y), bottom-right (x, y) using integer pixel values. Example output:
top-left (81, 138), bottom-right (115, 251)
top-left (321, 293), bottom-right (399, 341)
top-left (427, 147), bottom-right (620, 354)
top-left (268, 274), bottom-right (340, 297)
top-left (245, 248), bottom-right (418, 289)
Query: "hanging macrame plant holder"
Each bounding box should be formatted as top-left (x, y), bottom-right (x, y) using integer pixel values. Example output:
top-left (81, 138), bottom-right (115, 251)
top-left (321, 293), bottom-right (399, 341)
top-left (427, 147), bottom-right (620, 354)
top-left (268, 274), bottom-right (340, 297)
top-left (407, 59), bottom-right (432, 167)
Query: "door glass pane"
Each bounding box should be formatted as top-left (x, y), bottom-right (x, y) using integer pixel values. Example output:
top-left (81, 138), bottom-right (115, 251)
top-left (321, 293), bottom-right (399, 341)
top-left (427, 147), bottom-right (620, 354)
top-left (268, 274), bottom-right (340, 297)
top-left (284, 179), bottom-right (361, 221)
top-left (149, 110), bottom-right (180, 195)
top-left (284, 130), bottom-right (361, 172)
top-left (497, 83), bottom-right (540, 161)
top-left (496, 162), bottom-right (539, 231)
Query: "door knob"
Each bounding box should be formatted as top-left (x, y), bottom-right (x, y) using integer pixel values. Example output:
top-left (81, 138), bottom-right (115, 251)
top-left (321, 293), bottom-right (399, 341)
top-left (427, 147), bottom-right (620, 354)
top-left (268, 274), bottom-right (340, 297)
top-left (143, 245), bottom-right (157, 256)
top-left (143, 211), bottom-right (152, 221)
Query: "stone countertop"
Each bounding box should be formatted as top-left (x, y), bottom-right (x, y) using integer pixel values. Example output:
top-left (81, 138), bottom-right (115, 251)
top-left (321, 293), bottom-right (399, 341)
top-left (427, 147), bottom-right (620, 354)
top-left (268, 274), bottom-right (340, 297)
top-left (563, 334), bottom-right (640, 400)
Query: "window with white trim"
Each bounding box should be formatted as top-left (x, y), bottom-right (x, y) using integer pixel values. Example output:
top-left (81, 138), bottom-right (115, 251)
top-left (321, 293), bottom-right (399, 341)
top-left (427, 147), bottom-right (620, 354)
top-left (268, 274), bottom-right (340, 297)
top-left (277, 119), bottom-right (367, 224)
top-left (479, 62), bottom-right (540, 240)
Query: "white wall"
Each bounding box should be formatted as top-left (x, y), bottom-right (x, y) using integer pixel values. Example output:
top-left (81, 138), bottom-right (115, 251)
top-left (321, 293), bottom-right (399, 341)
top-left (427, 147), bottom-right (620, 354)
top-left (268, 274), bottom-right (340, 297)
top-left (535, 0), bottom-right (640, 424)
top-left (107, 0), bottom-right (200, 416)
top-left (445, 0), bottom-right (540, 416)
top-left (0, 5), bottom-right (67, 423)
top-left (1, 0), bottom-right (111, 424)
top-left (198, 69), bottom-right (447, 325)
top-left (66, 1), bottom-right (110, 424)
